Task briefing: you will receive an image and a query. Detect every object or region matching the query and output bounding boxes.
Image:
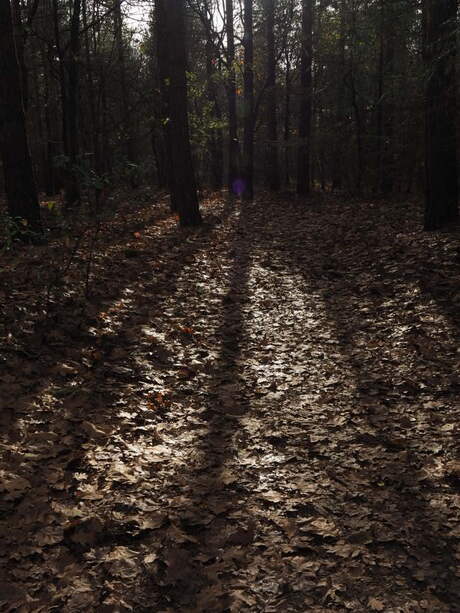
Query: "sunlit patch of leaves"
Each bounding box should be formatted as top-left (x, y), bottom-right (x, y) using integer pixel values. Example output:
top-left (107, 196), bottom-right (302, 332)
top-left (0, 193), bottom-right (459, 611)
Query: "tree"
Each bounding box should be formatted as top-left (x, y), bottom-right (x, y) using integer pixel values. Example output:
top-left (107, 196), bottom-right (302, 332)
top-left (375, 0), bottom-right (395, 195)
top-left (226, 0), bottom-right (239, 195)
top-left (423, 0), bottom-right (458, 230)
top-left (242, 0), bottom-right (254, 200)
top-left (331, 0), bottom-right (346, 191)
top-left (264, 0), bottom-right (279, 191)
top-left (155, 0), bottom-right (175, 204)
top-left (201, 1), bottom-right (224, 190)
top-left (0, 0), bottom-right (453, 223)
top-left (280, 0), bottom-right (295, 188)
top-left (296, 0), bottom-right (313, 196)
top-left (60, 0), bottom-right (82, 208)
top-left (156, 0), bottom-right (202, 226)
top-left (0, 0), bottom-right (41, 236)
top-left (114, 0), bottom-right (137, 180)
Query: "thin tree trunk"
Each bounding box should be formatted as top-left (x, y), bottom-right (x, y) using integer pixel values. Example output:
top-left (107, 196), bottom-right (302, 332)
top-left (296, 0), bottom-right (313, 196)
top-left (284, 47), bottom-right (291, 188)
top-left (226, 0), bottom-right (238, 195)
top-left (0, 0), bottom-right (41, 236)
top-left (100, 68), bottom-right (112, 175)
top-left (52, 0), bottom-right (67, 159)
top-left (348, 10), bottom-right (364, 194)
top-left (11, 0), bottom-right (28, 109)
top-left (423, 0), bottom-right (458, 230)
top-left (31, 44), bottom-right (46, 190)
top-left (205, 20), bottom-right (223, 190)
top-left (376, 0), bottom-right (394, 195)
top-left (332, 0), bottom-right (346, 191)
top-left (40, 0), bottom-right (60, 195)
top-left (59, 0), bottom-right (81, 208)
top-left (155, 0), bottom-right (175, 208)
top-left (42, 42), bottom-right (57, 195)
top-left (243, 0), bottom-right (254, 200)
top-left (115, 0), bottom-right (135, 169)
top-left (265, 0), bottom-right (279, 191)
top-left (83, 0), bottom-right (103, 202)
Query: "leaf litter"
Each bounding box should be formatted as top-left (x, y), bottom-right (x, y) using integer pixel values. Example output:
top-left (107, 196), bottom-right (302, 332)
top-left (0, 193), bottom-right (459, 612)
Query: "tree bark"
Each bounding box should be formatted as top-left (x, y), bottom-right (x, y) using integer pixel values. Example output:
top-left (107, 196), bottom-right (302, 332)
top-left (155, 0), bottom-right (175, 207)
top-left (243, 0), bottom-right (254, 200)
top-left (10, 0), bottom-right (28, 110)
top-left (226, 0), bottom-right (239, 195)
top-left (296, 0), bottom-right (313, 196)
top-left (56, 0), bottom-right (81, 208)
top-left (0, 0), bottom-right (41, 236)
top-left (83, 0), bottom-right (103, 202)
top-left (423, 0), bottom-right (458, 230)
top-left (331, 0), bottom-right (346, 191)
top-left (156, 0), bottom-right (202, 225)
top-left (265, 0), bottom-right (279, 191)
top-left (348, 5), bottom-right (364, 193)
top-left (376, 0), bottom-right (395, 195)
top-left (283, 46), bottom-right (291, 187)
top-left (68, 0), bottom-right (81, 206)
top-left (114, 0), bottom-right (135, 169)
top-left (205, 17), bottom-right (223, 190)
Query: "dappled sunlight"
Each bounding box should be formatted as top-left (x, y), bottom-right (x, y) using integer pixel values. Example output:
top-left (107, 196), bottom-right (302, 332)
top-left (1, 196), bottom-right (459, 611)
top-left (0, 197), bottom-right (241, 609)
top-left (258, 197), bottom-right (460, 609)
top-left (1, 0), bottom-right (458, 605)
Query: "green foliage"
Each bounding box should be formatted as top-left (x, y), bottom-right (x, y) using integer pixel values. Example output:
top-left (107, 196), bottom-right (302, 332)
top-left (187, 71), bottom-right (226, 149)
top-left (0, 210), bottom-right (42, 251)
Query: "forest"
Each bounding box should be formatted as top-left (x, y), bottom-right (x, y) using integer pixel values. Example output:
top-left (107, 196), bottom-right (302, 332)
top-left (0, 0), bottom-right (459, 611)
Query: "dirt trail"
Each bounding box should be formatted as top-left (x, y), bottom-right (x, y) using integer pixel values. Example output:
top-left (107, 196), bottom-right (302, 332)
top-left (0, 195), bottom-right (459, 612)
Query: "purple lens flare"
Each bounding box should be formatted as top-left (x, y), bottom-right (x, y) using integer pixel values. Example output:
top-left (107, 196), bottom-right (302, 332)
top-left (232, 178), bottom-right (245, 196)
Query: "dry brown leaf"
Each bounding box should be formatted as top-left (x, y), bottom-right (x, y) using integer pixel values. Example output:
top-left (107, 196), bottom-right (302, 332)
top-left (368, 597), bottom-right (385, 611)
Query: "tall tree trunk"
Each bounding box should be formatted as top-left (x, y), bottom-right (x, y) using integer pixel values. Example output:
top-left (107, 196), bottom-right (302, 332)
top-left (376, 0), bottom-right (395, 195)
top-left (332, 0), bottom-right (346, 191)
top-left (265, 0), bottom-right (279, 191)
top-left (11, 0), bottom-right (28, 110)
top-left (226, 0), bottom-right (238, 195)
top-left (41, 42), bottom-right (57, 195)
top-left (0, 0), bottom-right (41, 236)
top-left (155, 0), bottom-right (175, 208)
top-left (52, 0), bottom-right (67, 159)
top-left (283, 46), bottom-right (291, 187)
top-left (30, 44), bottom-right (46, 190)
top-left (348, 5), bottom-right (364, 193)
top-left (150, 53), bottom-right (169, 191)
top-left (423, 0), bottom-right (458, 230)
top-left (205, 20), bottom-right (223, 190)
top-left (314, 0), bottom-right (327, 191)
top-left (243, 0), bottom-right (254, 200)
top-left (61, 0), bottom-right (81, 208)
top-left (114, 0), bottom-right (135, 169)
top-left (150, 129), bottom-right (168, 188)
top-left (350, 63), bottom-right (364, 192)
top-left (282, 0), bottom-right (294, 188)
top-left (39, 0), bottom-right (60, 195)
top-left (296, 0), bottom-right (313, 196)
top-left (83, 0), bottom-right (103, 202)
top-left (156, 0), bottom-right (202, 225)
top-left (100, 68), bottom-right (112, 175)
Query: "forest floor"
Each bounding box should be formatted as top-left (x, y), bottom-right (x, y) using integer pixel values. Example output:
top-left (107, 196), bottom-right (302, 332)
top-left (0, 192), bottom-right (459, 613)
